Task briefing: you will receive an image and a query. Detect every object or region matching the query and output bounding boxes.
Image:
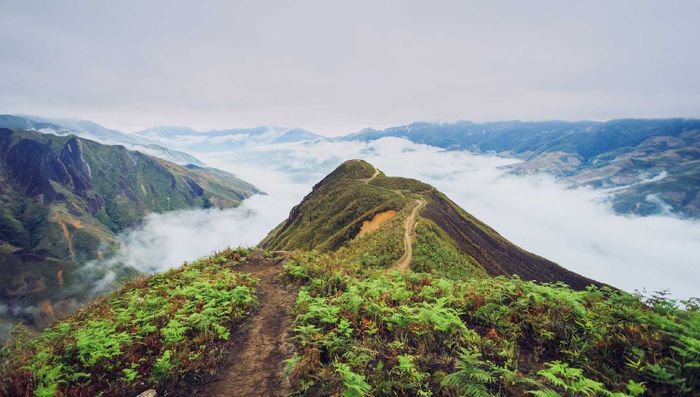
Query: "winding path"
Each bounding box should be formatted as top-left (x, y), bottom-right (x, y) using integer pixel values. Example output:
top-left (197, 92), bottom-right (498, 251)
top-left (199, 162), bottom-right (426, 395)
top-left (392, 198), bottom-right (427, 271)
top-left (355, 160), bottom-right (427, 271)
top-left (359, 160), bottom-right (380, 183)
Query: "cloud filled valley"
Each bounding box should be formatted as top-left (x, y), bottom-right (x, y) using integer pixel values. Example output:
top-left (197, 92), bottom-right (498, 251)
top-left (93, 137), bottom-right (700, 300)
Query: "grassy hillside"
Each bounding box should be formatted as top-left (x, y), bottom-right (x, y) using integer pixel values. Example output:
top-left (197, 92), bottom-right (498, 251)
top-left (261, 160), bottom-right (412, 251)
top-left (1, 160), bottom-right (697, 397)
top-left (262, 160), bottom-right (598, 289)
top-left (1, 248), bottom-right (260, 397)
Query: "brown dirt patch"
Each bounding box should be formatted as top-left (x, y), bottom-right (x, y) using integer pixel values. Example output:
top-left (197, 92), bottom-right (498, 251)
top-left (58, 221), bottom-right (75, 258)
top-left (357, 210), bottom-right (397, 238)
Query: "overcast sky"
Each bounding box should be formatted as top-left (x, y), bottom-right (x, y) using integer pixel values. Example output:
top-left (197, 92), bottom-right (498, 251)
top-left (1, 1), bottom-right (699, 135)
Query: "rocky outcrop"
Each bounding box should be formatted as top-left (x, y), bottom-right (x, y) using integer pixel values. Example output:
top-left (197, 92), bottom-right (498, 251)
top-left (5, 138), bottom-right (71, 203)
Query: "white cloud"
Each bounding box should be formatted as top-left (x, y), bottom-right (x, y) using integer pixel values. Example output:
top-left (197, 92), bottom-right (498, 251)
top-left (85, 194), bottom-right (291, 277)
top-left (2, 2), bottom-right (699, 135)
top-left (91, 138), bottom-right (699, 299)
top-left (210, 133), bottom-right (250, 143)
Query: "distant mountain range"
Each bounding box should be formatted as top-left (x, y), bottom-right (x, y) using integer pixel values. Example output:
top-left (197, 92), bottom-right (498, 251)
top-left (0, 115), bottom-right (204, 166)
top-left (344, 119), bottom-right (700, 218)
top-left (0, 127), bottom-right (259, 330)
top-left (3, 114), bottom-right (697, 218)
top-left (135, 125), bottom-right (322, 151)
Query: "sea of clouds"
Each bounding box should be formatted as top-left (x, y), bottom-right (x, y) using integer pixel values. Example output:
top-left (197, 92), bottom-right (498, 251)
top-left (88, 137), bottom-right (700, 299)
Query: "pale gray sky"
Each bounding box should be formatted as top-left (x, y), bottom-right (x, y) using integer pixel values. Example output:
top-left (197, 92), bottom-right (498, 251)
top-left (1, 0), bottom-right (699, 135)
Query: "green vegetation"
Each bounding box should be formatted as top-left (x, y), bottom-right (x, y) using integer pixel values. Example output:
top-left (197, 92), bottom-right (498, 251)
top-left (412, 219), bottom-right (486, 280)
top-left (261, 160), bottom-right (412, 251)
top-left (3, 159), bottom-right (698, 396)
top-left (282, 250), bottom-right (700, 396)
top-left (263, 159), bottom-right (598, 290)
top-left (0, 127), bottom-right (259, 330)
top-left (0, 248), bottom-right (258, 396)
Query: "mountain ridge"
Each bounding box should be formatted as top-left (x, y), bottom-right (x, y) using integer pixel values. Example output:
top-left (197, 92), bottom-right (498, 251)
top-left (344, 119), bottom-right (700, 217)
top-left (1, 161), bottom-right (696, 397)
top-left (261, 159), bottom-right (600, 290)
top-left (0, 115), bottom-right (204, 166)
top-left (0, 127), bottom-right (259, 331)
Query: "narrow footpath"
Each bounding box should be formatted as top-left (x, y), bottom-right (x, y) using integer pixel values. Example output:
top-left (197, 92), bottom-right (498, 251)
top-left (202, 253), bottom-right (294, 397)
top-left (393, 198), bottom-right (427, 271)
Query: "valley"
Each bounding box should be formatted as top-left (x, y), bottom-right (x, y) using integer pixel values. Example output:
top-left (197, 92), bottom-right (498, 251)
top-left (2, 3), bottom-right (698, 395)
top-left (0, 127), bottom-right (259, 333)
top-left (346, 119), bottom-right (700, 218)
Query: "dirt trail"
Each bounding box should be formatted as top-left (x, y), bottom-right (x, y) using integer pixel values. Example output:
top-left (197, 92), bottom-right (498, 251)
top-left (203, 253), bottom-right (294, 397)
top-left (354, 159), bottom-right (427, 271)
top-left (359, 160), bottom-right (380, 183)
top-left (393, 198), bottom-right (427, 271)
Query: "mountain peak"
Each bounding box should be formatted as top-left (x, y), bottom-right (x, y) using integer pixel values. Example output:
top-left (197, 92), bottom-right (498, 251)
top-left (261, 160), bottom-right (600, 289)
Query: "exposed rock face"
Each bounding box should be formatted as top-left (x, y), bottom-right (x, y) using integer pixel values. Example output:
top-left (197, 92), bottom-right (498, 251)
top-left (0, 132), bottom-right (108, 214)
top-left (184, 177), bottom-right (204, 196)
top-left (4, 138), bottom-right (71, 203)
top-left (58, 137), bottom-right (105, 215)
top-left (0, 127), bottom-right (260, 331)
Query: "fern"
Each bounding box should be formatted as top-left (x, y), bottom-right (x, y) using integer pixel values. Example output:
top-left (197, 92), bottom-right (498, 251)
top-left (441, 348), bottom-right (494, 397)
top-left (533, 361), bottom-right (611, 396)
top-left (162, 319), bottom-right (189, 344)
top-left (0, 248), bottom-right (260, 396)
top-left (153, 350), bottom-right (174, 380)
top-left (335, 362), bottom-right (372, 397)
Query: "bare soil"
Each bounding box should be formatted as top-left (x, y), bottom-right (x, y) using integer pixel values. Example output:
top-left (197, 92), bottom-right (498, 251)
top-left (393, 198), bottom-right (427, 271)
top-left (359, 160), bottom-right (380, 183)
top-left (357, 210), bottom-right (397, 238)
top-left (201, 253), bottom-right (295, 397)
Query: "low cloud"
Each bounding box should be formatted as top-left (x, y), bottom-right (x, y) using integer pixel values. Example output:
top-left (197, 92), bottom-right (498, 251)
top-left (83, 194), bottom-right (290, 290)
top-left (89, 138), bottom-right (699, 299)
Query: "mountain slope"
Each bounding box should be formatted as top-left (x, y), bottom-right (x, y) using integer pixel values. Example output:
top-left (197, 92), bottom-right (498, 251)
top-left (261, 159), bottom-right (598, 289)
top-left (345, 119), bottom-right (700, 217)
top-left (0, 115), bottom-right (204, 166)
top-left (2, 164), bottom-right (697, 397)
top-left (135, 125), bottom-right (322, 151)
top-left (0, 128), bottom-right (259, 329)
top-left (0, 128), bottom-right (258, 257)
